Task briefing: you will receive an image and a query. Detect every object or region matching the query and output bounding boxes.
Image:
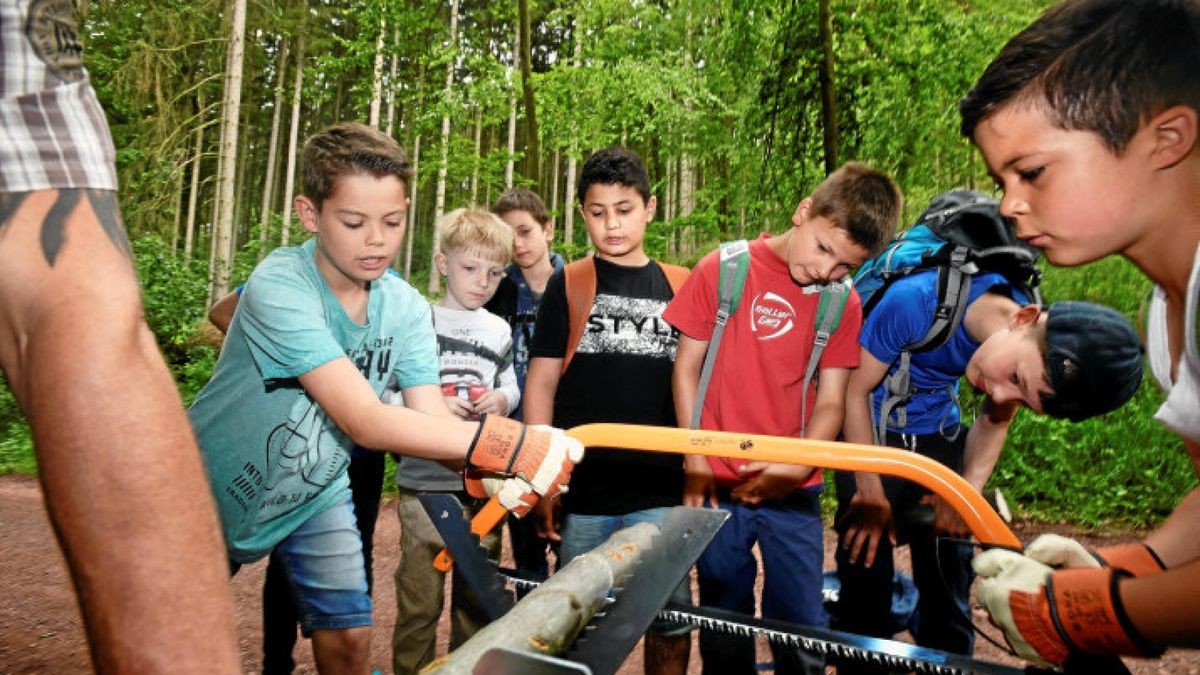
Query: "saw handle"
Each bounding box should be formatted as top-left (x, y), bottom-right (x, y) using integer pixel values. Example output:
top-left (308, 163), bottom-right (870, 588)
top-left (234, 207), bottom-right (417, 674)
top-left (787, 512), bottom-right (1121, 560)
top-left (433, 495), bottom-right (508, 572)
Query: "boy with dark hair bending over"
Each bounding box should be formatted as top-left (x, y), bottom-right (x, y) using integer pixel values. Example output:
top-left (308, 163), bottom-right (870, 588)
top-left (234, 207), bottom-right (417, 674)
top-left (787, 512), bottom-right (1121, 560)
top-left (664, 161), bottom-right (902, 675)
top-left (836, 195), bottom-right (1143, 673)
top-left (189, 122), bottom-right (581, 674)
top-left (958, 0), bottom-right (1200, 667)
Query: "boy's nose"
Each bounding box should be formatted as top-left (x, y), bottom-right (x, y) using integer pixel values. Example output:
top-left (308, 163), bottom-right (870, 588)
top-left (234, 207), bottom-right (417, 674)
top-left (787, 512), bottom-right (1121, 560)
top-left (999, 191), bottom-right (1027, 218)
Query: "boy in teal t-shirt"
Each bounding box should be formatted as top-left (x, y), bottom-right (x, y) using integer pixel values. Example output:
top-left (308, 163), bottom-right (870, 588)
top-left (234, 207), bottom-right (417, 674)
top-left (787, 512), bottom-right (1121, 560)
top-left (189, 122), bottom-right (582, 672)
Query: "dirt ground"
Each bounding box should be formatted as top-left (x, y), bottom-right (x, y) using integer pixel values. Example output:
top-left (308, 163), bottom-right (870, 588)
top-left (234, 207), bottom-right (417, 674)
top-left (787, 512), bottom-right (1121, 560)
top-left (1, 474), bottom-right (1196, 674)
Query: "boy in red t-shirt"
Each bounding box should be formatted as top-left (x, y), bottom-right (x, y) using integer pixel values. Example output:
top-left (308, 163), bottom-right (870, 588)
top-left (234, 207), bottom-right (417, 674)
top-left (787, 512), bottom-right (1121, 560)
top-left (663, 162), bottom-right (901, 675)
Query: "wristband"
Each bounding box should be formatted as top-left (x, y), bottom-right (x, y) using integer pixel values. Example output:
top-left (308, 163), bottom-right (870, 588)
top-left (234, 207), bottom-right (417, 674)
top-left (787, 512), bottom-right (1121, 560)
top-left (466, 414), bottom-right (525, 474)
top-left (1048, 568), bottom-right (1166, 658)
top-left (1094, 543), bottom-right (1165, 577)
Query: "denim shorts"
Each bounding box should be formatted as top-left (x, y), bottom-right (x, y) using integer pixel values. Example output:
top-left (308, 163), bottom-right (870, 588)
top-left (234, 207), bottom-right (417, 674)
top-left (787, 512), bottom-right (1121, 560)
top-left (560, 507), bottom-right (694, 636)
top-left (274, 492), bottom-right (372, 635)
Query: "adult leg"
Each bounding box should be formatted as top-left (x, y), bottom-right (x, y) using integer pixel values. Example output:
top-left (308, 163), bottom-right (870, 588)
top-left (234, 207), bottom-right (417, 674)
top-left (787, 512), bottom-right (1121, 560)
top-left (0, 188), bottom-right (239, 672)
top-left (696, 499), bottom-right (759, 675)
top-left (758, 490), bottom-right (826, 675)
top-left (391, 490), bottom-right (449, 674)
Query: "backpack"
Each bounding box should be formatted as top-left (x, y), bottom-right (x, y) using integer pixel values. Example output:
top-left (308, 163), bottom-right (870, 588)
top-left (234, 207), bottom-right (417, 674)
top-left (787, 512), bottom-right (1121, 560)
top-left (561, 256), bottom-right (690, 373)
top-left (691, 239), bottom-right (852, 434)
top-left (852, 189), bottom-right (1043, 443)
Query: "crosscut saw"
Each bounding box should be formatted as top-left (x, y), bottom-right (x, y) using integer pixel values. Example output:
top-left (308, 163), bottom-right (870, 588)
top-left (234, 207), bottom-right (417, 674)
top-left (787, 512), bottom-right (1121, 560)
top-left (433, 423), bottom-right (1130, 674)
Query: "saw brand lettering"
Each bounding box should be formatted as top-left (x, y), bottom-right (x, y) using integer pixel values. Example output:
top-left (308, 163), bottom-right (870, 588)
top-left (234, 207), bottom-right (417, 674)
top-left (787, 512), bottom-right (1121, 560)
top-left (748, 292), bottom-right (796, 341)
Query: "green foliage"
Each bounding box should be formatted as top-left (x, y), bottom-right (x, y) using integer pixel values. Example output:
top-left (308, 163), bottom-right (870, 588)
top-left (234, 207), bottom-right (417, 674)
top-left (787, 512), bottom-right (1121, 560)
top-left (0, 380), bottom-right (34, 475)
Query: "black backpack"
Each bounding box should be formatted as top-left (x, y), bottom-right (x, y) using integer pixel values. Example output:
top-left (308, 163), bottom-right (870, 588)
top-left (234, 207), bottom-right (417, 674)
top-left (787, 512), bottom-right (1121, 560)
top-left (852, 189), bottom-right (1043, 442)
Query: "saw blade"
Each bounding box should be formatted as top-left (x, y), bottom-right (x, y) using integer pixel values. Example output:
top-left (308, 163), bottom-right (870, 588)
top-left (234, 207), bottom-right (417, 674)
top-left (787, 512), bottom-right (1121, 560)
top-left (416, 492), bottom-right (514, 621)
top-left (499, 570), bottom-right (1044, 675)
top-left (565, 507), bottom-right (728, 675)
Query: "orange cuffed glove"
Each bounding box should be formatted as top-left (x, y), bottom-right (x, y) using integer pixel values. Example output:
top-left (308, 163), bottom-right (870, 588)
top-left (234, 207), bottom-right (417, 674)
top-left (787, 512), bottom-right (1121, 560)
top-left (465, 415), bottom-right (584, 517)
top-left (974, 549), bottom-right (1165, 667)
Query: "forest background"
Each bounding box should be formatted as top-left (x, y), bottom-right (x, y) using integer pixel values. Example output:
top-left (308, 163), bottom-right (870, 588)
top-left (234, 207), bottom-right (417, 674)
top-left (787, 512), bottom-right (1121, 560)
top-left (0, 0), bottom-right (1193, 529)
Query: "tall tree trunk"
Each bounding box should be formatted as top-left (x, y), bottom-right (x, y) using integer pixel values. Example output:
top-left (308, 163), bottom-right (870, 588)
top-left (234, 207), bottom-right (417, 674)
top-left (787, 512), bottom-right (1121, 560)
top-left (184, 89), bottom-right (205, 261)
top-left (427, 0), bottom-right (460, 296)
top-left (369, 19), bottom-right (386, 128)
top-left (259, 38), bottom-right (288, 259)
top-left (550, 148), bottom-right (560, 216)
top-left (281, 30), bottom-right (306, 247)
top-left (402, 62), bottom-right (426, 278)
top-left (562, 14), bottom-right (582, 247)
top-left (518, 0), bottom-right (538, 181)
top-left (171, 166), bottom-right (183, 255)
top-left (470, 105), bottom-right (482, 204)
top-left (817, 0), bottom-right (838, 174)
top-left (504, 19), bottom-right (518, 189)
top-left (213, 0), bottom-right (246, 300)
top-left (385, 26), bottom-right (400, 137)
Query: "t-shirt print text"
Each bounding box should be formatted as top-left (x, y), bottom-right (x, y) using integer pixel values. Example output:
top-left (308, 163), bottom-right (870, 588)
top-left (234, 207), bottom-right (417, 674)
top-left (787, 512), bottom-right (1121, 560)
top-left (578, 294), bottom-right (678, 358)
top-left (748, 292), bottom-right (796, 341)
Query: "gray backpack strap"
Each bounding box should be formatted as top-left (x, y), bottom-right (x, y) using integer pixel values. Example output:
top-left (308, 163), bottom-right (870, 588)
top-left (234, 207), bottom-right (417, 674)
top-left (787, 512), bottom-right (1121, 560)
top-left (800, 277), bottom-right (851, 435)
top-left (692, 240), bottom-right (749, 430)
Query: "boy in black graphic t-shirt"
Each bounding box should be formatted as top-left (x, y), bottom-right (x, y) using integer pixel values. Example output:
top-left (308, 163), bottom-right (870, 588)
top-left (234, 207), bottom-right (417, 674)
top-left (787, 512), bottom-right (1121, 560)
top-left (525, 147), bottom-right (692, 675)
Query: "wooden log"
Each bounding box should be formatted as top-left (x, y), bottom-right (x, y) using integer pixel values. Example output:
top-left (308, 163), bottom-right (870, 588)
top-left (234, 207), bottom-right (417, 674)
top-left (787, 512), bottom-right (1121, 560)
top-left (420, 522), bottom-right (659, 674)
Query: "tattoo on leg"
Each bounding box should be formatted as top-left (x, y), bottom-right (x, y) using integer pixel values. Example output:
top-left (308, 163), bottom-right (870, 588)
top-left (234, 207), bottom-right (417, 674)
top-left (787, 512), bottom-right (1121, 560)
top-left (0, 193), bottom-right (29, 240)
top-left (37, 189), bottom-right (132, 266)
top-left (40, 189), bottom-right (81, 265)
top-left (85, 189), bottom-right (132, 261)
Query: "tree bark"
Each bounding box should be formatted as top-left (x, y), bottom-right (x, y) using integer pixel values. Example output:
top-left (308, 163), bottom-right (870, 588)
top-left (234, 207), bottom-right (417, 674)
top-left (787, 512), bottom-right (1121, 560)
top-left (817, 0), bottom-right (838, 174)
top-left (280, 29), bottom-right (305, 247)
top-left (184, 89), bottom-right (205, 261)
top-left (424, 523), bottom-right (658, 674)
top-left (369, 18), bottom-right (386, 128)
top-left (385, 26), bottom-right (400, 137)
top-left (518, 0), bottom-right (539, 181)
top-left (213, 0), bottom-right (246, 299)
top-left (470, 105), bottom-right (482, 205)
top-left (562, 14), bottom-right (582, 247)
top-left (258, 38), bottom-right (288, 258)
top-left (428, 0), bottom-right (460, 296)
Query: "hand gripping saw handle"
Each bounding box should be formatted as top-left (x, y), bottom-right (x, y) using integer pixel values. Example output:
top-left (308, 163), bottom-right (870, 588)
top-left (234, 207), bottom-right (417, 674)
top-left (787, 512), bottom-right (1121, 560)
top-left (436, 422), bottom-right (1021, 570)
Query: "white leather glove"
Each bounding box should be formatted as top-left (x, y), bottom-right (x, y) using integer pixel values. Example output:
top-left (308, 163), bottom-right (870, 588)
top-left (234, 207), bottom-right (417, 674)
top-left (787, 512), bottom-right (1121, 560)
top-left (1024, 533), bottom-right (1100, 569)
top-left (972, 549), bottom-right (1058, 667)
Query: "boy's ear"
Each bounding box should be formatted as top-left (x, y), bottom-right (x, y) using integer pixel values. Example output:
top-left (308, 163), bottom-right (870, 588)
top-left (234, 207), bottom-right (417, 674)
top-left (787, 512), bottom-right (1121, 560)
top-left (1009, 304), bottom-right (1043, 330)
top-left (644, 195), bottom-right (657, 221)
top-left (543, 220), bottom-right (556, 242)
top-left (791, 197), bottom-right (813, 227)
top-left (296, 196), bottom-right (319, 234)
top-left (1148, 105), bottom-right (1198, 170)
top-left (434, 251), bottom-right (449, 276)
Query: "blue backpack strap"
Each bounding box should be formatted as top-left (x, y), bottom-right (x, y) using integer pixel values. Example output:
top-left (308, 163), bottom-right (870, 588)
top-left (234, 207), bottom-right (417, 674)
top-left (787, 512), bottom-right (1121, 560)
top-left (692, 240), bottom-right (750, 430)
top-left (800, 277), bottom-right (851, 435)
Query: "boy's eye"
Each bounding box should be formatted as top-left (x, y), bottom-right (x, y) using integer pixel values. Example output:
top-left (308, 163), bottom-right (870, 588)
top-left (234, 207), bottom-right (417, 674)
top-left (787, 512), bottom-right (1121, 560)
top-left (1018, 166), bottom-right (1044, 182)
top-left (1010, 372), bottom-right (1021, 386)
top-left (343, 221), bottom-right (364, 229)
top-left (385, 220), bottom-right (402, 228)
top-left (489, 269), bottom-right (504, 279)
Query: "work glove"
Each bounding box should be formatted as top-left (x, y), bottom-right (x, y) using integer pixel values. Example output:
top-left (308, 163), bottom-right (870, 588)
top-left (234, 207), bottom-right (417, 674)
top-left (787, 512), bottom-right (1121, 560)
top-left (1026, 534), bottom-right (1166, 577)
top-left (973, 549), bottom-right (1165, 667)
top-left (465, 415), bottom-right (584, 517)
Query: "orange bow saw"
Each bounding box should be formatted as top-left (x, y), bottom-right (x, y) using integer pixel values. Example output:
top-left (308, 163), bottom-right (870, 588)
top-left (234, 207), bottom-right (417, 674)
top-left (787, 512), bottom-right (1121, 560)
top-left (434, 423), bottom-right (1020, 570)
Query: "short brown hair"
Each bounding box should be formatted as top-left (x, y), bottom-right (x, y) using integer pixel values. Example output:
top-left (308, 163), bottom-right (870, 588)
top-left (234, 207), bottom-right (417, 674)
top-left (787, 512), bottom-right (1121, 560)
top-left (301, 122), bottom-right (412, 209)
top-left (437, 208), bottom-right (514, 262)
top-left (808, 162), bottom-right (902, 257)
top-left (491, 188), bottom-right (551, 225)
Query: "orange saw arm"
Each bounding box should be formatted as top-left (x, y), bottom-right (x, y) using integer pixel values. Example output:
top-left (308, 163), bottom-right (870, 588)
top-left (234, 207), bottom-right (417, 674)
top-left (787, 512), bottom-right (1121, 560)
top-left (435, 422), bottom-right (1020, 570)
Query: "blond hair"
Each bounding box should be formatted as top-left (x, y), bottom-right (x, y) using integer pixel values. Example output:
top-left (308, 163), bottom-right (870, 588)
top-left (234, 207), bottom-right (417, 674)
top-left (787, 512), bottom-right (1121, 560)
top-left (437, 208), bottom-right (515, 262)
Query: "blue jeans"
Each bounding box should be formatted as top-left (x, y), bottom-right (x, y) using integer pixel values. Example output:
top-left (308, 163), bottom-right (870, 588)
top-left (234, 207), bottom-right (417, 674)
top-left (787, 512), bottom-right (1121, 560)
top-left (272, 491), bottom-right (373, 634)
top-left (559, 508), bottom-right (693, 635)
top-left (696, 487), bottom-right (825, 675)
